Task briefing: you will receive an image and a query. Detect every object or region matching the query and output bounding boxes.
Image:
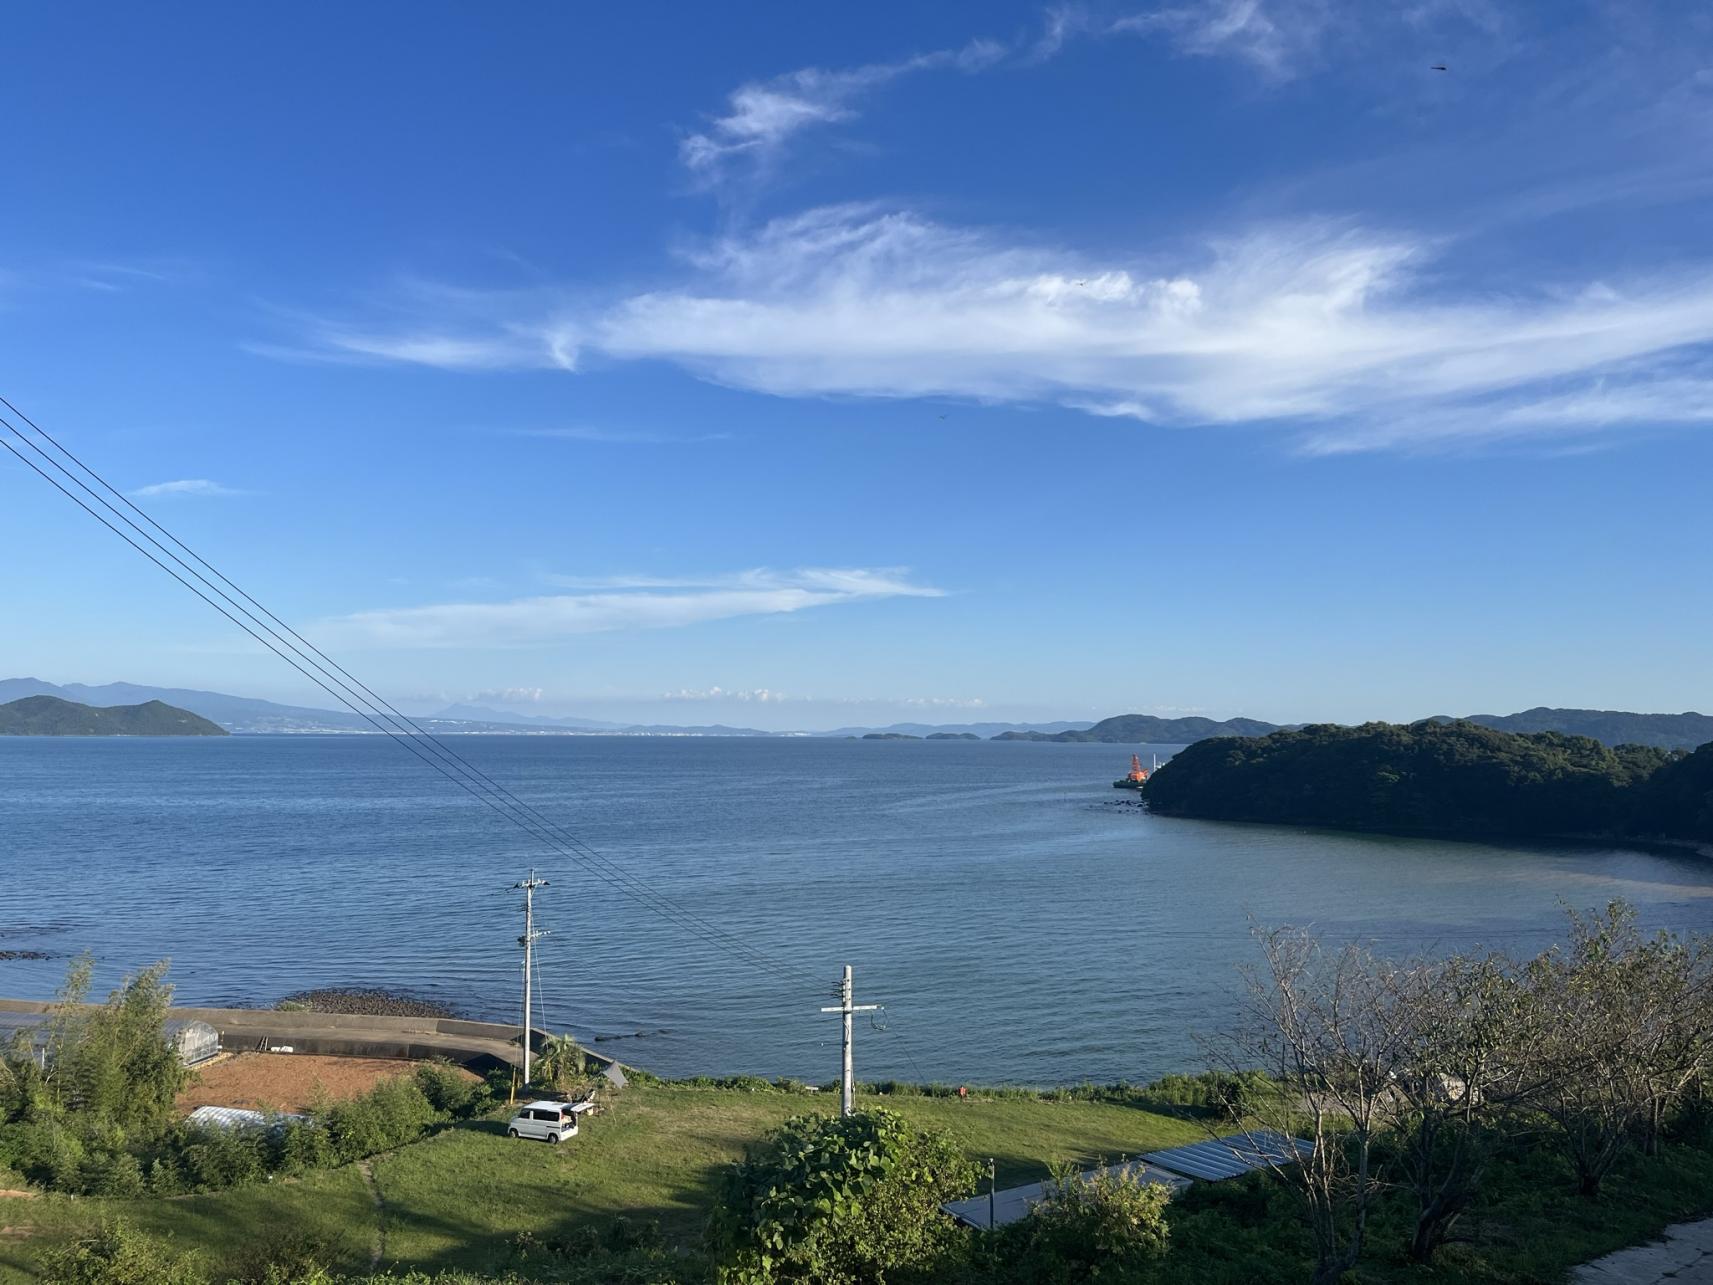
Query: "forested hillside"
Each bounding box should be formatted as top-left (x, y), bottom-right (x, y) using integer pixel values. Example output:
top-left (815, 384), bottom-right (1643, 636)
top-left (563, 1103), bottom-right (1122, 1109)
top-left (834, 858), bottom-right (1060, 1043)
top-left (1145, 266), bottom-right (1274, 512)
top-left (0, 695), bottom-right (228, 736)
top-left (1143, 720), bottom-right (1711, 842)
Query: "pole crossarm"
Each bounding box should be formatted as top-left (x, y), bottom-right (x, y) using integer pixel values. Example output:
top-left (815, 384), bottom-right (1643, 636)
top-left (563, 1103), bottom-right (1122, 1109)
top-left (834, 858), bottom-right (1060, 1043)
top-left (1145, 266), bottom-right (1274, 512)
top-left (818, 964), bottom-right (880, 1117)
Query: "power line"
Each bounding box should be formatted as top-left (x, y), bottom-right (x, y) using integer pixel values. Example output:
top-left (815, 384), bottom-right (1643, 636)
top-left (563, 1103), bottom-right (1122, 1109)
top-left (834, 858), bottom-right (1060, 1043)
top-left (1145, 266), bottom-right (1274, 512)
top-left (0, 401), bottom-right (819, 992)
top-left (0, 398), bottom-right (805, 986)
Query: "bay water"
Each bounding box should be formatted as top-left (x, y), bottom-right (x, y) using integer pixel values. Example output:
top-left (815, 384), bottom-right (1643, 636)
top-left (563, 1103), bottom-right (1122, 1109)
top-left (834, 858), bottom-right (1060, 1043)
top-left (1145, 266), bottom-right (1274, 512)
top-left (3, 735), bottom-right (1710, 1084)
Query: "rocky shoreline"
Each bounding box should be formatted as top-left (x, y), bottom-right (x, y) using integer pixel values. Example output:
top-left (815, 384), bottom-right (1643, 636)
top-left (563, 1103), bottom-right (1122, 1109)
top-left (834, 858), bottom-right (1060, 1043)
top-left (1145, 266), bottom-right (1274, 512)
top-left (275, 987), bottom-right (463, 1020)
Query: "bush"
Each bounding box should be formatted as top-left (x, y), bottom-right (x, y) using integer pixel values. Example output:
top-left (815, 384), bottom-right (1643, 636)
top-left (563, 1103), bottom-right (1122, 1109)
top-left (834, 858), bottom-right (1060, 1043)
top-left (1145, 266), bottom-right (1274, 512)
top-left (985, 1165), bottom-right (1172, 1283)
top-left (708, 1108), bottom-right (976, 1285)
top-left (179, 1123), bottom-right (270, 1191)
top-left (35, 1221), bottom-right (206, 1285)
top-left (323, 1076), bottom-right (438, 1163)
top-left (414, 1061), bottom-right (486, 1116)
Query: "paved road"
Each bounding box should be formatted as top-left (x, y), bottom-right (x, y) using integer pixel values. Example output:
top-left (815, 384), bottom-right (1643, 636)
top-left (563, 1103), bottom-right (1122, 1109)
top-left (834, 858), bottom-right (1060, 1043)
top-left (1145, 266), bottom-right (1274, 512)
top-left (1573, 1221), bottom-right (1713, 1285)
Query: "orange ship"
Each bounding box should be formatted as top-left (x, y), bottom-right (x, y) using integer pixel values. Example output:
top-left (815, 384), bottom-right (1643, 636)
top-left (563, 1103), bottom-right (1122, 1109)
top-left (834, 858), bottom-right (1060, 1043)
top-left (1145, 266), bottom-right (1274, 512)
top-left (1113, 753), bottom-right (1152, 790)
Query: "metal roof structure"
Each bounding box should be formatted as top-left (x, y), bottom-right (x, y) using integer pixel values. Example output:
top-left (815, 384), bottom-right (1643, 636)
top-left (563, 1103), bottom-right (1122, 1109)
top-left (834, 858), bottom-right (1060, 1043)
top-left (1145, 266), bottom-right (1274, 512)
top-left (942, 1160), bottom-right (1192, 1230)
top-left (942, 1131), bottom-right (1313, 1231)
top-left (1140, 1131), bottom-right (1312, 1182)
top-left (186, 1105), bottom-right (309, 1130)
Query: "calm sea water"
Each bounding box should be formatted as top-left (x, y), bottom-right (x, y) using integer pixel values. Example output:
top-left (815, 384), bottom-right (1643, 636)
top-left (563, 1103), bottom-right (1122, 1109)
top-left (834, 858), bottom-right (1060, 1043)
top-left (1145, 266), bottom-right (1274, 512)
top-left (3, 736), bottom-right (1711, 1085)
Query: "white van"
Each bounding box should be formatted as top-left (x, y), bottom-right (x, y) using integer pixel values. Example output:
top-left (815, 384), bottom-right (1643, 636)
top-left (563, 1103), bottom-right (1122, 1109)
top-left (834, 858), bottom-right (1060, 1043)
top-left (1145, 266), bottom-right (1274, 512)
top-left (506, 1100), bottom-right (589, 1144)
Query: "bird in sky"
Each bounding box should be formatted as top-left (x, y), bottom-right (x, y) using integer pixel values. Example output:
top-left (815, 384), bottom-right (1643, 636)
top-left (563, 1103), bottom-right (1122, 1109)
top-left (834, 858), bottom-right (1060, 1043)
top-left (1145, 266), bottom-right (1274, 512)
top-left (1430, 64), bottom-right (1448, 71)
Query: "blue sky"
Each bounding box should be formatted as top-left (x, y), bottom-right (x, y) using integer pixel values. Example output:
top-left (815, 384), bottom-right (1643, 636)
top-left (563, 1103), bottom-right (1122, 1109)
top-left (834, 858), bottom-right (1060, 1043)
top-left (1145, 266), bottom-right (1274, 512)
top-left (3, 1), bottom-right (1711, 729)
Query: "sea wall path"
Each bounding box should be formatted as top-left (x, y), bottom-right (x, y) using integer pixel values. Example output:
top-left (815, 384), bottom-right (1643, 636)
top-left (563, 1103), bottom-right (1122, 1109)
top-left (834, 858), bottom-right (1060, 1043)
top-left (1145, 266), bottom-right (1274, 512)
top-left (0, 998), bottom-right (616, 1074)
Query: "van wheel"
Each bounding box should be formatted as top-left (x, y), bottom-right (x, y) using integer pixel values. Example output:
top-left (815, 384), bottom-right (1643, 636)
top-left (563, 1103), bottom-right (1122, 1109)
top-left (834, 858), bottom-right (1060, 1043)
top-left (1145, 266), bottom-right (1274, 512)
top-left (507, 1128), bottom-right (519, 1138)
top-left (548, 1132), bottom-right (563, 1144)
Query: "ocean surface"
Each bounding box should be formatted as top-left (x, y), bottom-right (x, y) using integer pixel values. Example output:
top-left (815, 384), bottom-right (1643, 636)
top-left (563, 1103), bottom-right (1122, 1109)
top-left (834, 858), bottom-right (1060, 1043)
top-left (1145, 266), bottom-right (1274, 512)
top-left (3, 735), bottom-right (1711, 1085)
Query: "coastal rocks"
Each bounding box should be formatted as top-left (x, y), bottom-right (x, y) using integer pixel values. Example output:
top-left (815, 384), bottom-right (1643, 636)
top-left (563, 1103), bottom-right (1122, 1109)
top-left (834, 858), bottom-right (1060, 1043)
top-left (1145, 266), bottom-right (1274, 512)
top-left (0, 950), bottom-right (52, 961)
top-left (275, 987), bottom-right (462, 1020)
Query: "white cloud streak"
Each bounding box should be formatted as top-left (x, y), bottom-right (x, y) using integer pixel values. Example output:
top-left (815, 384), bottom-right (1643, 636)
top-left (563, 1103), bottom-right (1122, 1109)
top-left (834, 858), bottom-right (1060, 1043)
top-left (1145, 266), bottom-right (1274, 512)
top-left (681, 38), bottom-right (1005, 184)
top-left (128, 478), bottom-right (249, 498)
top-left (265, 204), bottom-right (1713, 451)
top-left (591, 206), bottom-right (1713, 449)
top-left (318, 567), bottom-right (943, 649)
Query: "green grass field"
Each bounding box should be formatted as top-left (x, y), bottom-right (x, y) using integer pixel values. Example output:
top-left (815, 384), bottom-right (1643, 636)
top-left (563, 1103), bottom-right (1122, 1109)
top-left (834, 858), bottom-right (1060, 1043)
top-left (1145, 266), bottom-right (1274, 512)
top-left (0, 1083), bottom-right (1207, 1282)
top-left (4, 1083), bottom-right (1711, 1284)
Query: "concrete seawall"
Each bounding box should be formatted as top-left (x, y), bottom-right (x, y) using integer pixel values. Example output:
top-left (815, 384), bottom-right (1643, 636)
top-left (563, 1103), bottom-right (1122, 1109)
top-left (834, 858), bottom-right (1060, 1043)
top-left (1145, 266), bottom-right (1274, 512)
top-left (0, 998), bottom-right (621, 1074)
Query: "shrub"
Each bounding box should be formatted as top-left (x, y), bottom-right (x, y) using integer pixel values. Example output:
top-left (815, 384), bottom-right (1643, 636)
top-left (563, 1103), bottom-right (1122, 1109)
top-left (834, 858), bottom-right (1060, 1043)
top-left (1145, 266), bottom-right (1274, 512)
top-left (414, 1061), bottom-right (485, 1116)
top-left (986, 1164), bottom-right (1172, 1283)
top-left (34, 1221), bottom-right (206, 1285)
top-left (707, 1108), bottom-right (976, 1285)
top-left (323, 1076), bottom-right (438, 1163)
top-left (179, 1123), bottom-right (270, 1191)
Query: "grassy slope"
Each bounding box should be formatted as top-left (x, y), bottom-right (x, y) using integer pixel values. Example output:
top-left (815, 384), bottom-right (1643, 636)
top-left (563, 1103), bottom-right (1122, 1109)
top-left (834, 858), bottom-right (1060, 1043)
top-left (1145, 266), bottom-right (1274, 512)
top-left (5, 1087), bottom-right (1710, 1283)
top-left (0, 1084), bottom-right (1205, 1281)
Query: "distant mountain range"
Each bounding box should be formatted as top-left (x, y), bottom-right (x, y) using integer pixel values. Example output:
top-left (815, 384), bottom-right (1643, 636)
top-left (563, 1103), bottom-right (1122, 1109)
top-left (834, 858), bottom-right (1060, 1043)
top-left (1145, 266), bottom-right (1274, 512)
top-left (1444, 708), bottom-right (1713, 751)
top-left (4, 681), bottom-right (1708, 749)
top-left (0, 695), bottom-right (227, 737)
top-left (995, 713), bottom-right (1287, 743)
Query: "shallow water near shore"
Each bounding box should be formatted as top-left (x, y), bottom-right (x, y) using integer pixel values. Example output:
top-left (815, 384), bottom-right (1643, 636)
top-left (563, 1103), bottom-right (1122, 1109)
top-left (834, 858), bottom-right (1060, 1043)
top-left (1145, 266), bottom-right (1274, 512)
top-left (3, 735), bottom-right (1711, 1084)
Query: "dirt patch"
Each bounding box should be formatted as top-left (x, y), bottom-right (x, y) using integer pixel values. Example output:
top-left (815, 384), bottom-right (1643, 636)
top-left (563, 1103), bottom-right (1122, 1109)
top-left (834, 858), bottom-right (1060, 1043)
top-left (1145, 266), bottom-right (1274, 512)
top-left (0, 1190), bottom-right (37, 1199)
top-left (176, 1053), bottom-right (476, 1114)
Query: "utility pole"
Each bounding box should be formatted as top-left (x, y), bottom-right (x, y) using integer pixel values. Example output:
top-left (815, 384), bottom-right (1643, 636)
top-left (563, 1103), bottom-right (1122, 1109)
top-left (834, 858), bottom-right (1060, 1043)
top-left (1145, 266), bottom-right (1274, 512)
top-left (819, 964), bottom-right (879, 1117)
top-left (513, 870), bottom-right (549, 1088)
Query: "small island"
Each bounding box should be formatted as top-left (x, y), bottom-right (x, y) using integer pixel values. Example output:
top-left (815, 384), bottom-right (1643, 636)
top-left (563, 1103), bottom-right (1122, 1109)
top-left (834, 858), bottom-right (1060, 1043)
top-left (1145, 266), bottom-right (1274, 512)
top-left (925, 731), bottom-right (980, 740)
top-left (1142, 720), bottom-right (1713, 844)
top-left (861, 732), bottom-right (922, 740)
top-left (0, 695), bottom-right (229, 737)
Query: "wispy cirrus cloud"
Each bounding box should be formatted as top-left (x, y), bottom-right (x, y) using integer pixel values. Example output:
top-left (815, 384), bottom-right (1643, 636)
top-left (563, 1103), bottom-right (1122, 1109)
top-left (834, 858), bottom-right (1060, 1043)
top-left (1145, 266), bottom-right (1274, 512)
top-left (257, 203), bottom-right (1713, 452)
top-left (681, 38), bottom-right (1005, 186)
top-left (128, 478), bottom-right (249, 499)
top-left (317, 567), bottom-right (942, 650)
top-left (592, 205), bottom-right (1713, 450)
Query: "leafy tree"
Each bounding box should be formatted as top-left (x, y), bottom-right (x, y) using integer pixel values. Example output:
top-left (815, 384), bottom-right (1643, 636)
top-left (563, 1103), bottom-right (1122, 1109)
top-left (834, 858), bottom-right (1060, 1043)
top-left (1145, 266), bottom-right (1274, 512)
top-left (707, 1108), bottom-right (976, 1285)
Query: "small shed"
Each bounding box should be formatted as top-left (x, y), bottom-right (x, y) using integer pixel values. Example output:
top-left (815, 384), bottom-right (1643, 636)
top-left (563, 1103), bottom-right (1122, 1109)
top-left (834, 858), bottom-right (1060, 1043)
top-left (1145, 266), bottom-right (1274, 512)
top-left (166, 1019), bottom-right (220, 1067)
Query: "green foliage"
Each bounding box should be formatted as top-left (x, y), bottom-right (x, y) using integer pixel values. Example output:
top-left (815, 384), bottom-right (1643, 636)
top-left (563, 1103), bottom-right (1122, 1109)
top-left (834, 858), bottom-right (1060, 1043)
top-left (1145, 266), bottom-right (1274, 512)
top-left (532, 1034), bottom-right (590, 1093)
top-left (708, 1108), bottom-right (977, 1285)
top-left (1639, 741), bottom-right (1713, 841)
top-left (0, 955), bottom-right (190, 1194)
top-left (322, 1075), bottom-right (441, 1163)
top-left (0, 694), bottom-right (228, 736)
top-left (34, 1220), bottom-right (206, 1285)
top-left (414, 1060), bottom-right (487, 1115)
top-left (981, 1163), bottom-right (1172, 1284)
top-left (1143, 719), bottom-right (1683, 838)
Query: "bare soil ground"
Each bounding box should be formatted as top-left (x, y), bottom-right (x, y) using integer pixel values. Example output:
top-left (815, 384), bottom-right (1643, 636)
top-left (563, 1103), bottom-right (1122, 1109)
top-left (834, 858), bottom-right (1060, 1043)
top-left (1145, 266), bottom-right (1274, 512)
top-left (176, 1052), bottom-right (475, 1114)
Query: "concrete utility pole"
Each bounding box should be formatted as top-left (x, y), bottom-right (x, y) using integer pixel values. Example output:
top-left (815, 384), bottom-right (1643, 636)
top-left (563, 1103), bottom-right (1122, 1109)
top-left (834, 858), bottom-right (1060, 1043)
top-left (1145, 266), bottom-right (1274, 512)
top-left (819, 964), bottom-right (879, 1117)
top-left (514, 870), bottom-right (549, 1087)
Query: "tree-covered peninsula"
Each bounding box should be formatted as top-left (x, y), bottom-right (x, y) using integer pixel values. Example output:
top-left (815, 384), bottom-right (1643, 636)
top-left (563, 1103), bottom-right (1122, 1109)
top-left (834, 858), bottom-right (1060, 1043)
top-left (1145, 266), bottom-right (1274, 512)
top-left (0, 695), bottom-right (228, 736)
top-left (1142, 719), bottom-right (1713, 843)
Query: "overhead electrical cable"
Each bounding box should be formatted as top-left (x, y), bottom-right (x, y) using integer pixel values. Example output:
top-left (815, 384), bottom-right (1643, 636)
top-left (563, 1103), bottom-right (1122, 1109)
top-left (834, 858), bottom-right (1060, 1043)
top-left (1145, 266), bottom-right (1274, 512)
top-left (0, 401), bottom-right (817, 991)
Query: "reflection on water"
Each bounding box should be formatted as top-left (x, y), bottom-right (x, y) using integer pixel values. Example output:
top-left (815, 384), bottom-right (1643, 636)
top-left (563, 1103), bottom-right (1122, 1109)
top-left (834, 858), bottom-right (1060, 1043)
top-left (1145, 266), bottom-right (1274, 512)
top-left (2, 736), bottom-right (1709, 1083)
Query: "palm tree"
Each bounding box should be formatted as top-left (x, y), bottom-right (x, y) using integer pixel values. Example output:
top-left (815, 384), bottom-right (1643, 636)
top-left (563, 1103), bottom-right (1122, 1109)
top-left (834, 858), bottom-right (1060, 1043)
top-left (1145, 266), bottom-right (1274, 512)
top-left (533, 1033), bottom-right (588, 1090)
